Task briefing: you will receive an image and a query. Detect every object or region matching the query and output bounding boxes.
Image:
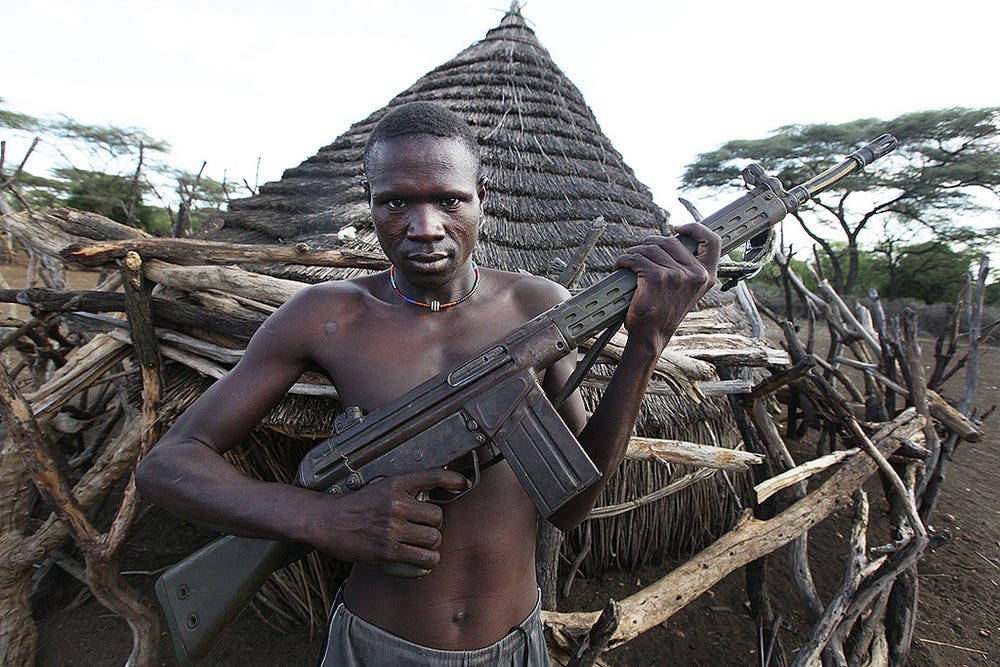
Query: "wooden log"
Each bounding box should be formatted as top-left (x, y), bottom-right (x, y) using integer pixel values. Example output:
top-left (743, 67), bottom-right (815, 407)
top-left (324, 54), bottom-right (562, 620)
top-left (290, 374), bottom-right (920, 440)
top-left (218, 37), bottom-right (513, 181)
top-left (920, 256), bottom-right (990, 522)
top-left (63, 235), bottom-right (390, 269)
top-left (747, 331), bottom-right (826, 627)
top-left (627, 436), bottom-right (764, 471)
top-left (818, 279), bottom-right (881, 355)
top-left (587, 468), bottom-right (716, 519)
top-left (543, 409), bottom-right (923, 649)
top-left (69, 312), bottom-right (245, 364)
top-left (567, 600), bottom-right (619, 667)
top-left (927, 390), bottom-right (981, 442)
top-left (696, 379), bottom-right (753, 396)
top-left (667, 333), bottom-right (791, 367)
top-left (106, 252), bottom-right (161, 549)
top-left (842, 360), bottom-right (980, 443)
top-left (22, 334), bottom-right (130, 418)
top-left (0, 287), bottom-right (264, 342)
top-left (791, 490), bottom-right (873, 666)
top-left (188, 290), bottom-right (268, 322)
top-left (103, 329), bottom-right (338, 398)
top-left (24, 207), bottom-right (150, 241)
top-left (142, 259), bottom-right (307, 306)
top-left (0, 209), bottom-right (92, 259)
top-left (755, 449), bottom-right (860, 504)
top-left (591, 331), bottom-right (715, 381)
top-left (901, 310), bottom-right (941, 502)
top-left (0, 434), bottom-right (41, 666)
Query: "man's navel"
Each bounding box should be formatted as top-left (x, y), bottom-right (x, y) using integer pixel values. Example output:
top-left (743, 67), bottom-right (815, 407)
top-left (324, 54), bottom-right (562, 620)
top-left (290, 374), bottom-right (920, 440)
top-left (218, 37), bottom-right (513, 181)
top-left (451, 609), bottom-right (469, 625)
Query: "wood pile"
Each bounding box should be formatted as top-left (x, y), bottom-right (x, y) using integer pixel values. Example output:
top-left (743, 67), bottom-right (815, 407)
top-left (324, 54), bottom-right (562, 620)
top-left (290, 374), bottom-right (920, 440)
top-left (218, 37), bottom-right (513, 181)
top-left (0, 207), bottom-right (989, 666)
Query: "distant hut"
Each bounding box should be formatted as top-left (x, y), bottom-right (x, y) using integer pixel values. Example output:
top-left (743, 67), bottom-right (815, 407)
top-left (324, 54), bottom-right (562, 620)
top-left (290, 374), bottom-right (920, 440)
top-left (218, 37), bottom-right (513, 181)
top-left (194, 3), bottom-right (750, 622)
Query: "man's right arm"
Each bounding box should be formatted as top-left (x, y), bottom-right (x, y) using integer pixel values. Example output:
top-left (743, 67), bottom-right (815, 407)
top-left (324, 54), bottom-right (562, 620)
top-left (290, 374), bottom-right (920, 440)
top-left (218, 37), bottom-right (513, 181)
top-left (135, 286), bottom-right (326, 544)
top-left (135, 284), bottom-right (468, 571)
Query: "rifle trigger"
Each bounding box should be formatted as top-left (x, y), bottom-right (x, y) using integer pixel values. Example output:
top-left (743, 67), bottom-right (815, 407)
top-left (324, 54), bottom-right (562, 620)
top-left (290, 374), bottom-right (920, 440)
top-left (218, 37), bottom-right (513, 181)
top-left (428, 451), bottom-right (480, 504)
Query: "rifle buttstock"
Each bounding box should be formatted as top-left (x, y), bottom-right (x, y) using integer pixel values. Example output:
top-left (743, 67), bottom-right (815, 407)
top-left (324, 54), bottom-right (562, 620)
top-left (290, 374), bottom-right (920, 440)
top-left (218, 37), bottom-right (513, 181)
top-left (155, 535), bottom-right (309, 664)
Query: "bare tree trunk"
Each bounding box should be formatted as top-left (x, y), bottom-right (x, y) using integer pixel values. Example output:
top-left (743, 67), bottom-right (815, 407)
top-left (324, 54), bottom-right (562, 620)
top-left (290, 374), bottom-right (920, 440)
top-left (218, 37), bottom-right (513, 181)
top-left (0, 435), bottom-right (38, 666)
top-left (0, 567), bottom-right (35, 666)
top-left (125, 142), bottom-right (145, 228)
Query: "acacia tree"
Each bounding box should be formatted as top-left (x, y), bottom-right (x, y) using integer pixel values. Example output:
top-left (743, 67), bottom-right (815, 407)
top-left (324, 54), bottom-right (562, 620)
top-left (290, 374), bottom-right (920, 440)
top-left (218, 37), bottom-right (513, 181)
top-left (1, 100), bottom-right (228, 237)
top-left (681, 107), bottom-right (1000, 294)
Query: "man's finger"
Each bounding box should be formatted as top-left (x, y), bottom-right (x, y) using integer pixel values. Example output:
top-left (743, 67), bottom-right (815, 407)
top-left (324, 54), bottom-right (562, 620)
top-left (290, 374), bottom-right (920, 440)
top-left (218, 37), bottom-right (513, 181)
top-left (388, 542), bottom-right (441, 570)
top-left (624, 243), bottom-right (685, 271)
top-left (406, 498), bottom-right (445, 528)
top-left (399, 524), bottom-right (443, 550)
top-left (397, 468), bottom-right (471, 497)
top-left (671, 223), bottom-right (722, 258)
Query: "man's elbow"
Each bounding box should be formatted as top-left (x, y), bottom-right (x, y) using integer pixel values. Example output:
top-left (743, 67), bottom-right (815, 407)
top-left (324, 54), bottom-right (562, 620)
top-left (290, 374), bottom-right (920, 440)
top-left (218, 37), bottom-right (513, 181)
top-left (135, 444), bottom-right (179, 506)
top-left (134, 448), bottom-right (161, 502)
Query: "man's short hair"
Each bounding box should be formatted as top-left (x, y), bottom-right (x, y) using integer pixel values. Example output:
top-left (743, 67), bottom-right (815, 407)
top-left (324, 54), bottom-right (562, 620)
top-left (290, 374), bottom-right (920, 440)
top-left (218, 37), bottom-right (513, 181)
top-left (363, 101), bottom-right (482, 177)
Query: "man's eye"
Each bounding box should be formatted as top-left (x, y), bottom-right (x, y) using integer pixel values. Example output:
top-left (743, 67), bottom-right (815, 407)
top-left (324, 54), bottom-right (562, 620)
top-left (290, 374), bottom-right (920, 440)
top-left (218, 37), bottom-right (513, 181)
top-left (385, 199), bottom-right (406, 210)
top-left (440, 197), bottom-right (461, 208)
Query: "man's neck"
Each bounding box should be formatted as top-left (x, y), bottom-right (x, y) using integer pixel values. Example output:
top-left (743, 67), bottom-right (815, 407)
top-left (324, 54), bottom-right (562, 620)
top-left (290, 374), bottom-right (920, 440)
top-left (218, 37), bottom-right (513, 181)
top-left (390, 261), bottom-right (479, 309)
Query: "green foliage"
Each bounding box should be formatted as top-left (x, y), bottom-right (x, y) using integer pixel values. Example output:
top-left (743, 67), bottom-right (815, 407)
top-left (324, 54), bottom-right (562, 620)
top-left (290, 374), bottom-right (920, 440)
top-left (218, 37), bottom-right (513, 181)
top-left (985, 281), bottom-right (1000, 307)
top-left (874, 241), bottom-right (976, 303)
top-left (683, 107), bottom-right (1000, 295)
top-left (45, 116), bottom-right (170, 158)
top-left (1, 99), bottom-right (231, 237)
top-left (54, 168), bottom-right (164, 233)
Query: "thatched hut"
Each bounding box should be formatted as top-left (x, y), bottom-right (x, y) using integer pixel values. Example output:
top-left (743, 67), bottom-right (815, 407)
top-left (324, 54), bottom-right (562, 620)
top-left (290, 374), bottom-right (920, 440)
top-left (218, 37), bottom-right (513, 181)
top-left (164, 2), bottom-right (756, 622)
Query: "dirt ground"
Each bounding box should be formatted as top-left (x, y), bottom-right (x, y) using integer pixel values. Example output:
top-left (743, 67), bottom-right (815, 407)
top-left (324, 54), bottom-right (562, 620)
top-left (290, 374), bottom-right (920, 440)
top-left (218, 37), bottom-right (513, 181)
top-left (9, 258), bottom-right (998, 665)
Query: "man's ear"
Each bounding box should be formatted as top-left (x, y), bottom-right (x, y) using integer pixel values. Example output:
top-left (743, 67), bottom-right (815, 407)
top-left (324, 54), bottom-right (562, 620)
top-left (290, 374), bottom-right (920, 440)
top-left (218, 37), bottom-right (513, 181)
top-left (477, 175), bottom-right (488, 209)
top-left (361, 179), bottom-right (371, 203)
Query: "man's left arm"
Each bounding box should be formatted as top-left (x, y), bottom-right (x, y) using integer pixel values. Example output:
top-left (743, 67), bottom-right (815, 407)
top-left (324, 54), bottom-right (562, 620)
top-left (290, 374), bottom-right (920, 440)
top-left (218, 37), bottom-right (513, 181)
top-left (543, 223), bottom-right (721, 531)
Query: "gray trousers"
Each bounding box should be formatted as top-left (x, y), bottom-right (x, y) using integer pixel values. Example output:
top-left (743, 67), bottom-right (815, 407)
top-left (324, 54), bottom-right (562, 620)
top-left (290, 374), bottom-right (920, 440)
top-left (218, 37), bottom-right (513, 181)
top-left (318, 589), bottom-right (550, 666)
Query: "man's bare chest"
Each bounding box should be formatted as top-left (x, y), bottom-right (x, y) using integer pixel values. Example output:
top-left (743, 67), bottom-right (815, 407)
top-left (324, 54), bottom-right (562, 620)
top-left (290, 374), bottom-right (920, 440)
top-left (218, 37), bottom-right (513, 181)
top-left (309, 305), bottom-right (532, 413)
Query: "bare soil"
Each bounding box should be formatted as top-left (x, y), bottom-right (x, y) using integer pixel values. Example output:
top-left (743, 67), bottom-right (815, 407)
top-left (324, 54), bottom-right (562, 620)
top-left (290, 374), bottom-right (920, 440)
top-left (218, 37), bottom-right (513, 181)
top-left (10, 254), bottom-right (996, 666)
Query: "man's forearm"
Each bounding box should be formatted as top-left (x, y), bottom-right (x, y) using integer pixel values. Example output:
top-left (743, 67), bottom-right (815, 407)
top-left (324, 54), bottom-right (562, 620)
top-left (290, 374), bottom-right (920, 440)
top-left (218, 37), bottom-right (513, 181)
top-left (136, 441), bottom-right (320, 545)
top-left (548, 332), bottom-right (663, 530)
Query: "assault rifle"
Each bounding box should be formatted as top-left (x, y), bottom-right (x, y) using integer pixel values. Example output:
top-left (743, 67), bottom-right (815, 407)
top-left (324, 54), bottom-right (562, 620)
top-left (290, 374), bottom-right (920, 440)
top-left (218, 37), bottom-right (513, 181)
top-left (156, 134), bottom-right (898, 663)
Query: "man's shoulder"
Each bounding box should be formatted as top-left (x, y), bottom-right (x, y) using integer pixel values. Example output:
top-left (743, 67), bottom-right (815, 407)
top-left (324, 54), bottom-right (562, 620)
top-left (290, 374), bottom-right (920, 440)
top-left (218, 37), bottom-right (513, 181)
top-left (265, 274), bottom-right (382, 330)
top-left (481, 267), bottom-right (570, 318)
top-left (286, 274), bottom-right (382, 308)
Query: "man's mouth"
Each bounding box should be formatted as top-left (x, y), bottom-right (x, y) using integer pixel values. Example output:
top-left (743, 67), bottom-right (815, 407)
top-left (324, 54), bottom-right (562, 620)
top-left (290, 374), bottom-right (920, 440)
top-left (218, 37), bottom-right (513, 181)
top-left (405, 252), bottom-right (451, 271)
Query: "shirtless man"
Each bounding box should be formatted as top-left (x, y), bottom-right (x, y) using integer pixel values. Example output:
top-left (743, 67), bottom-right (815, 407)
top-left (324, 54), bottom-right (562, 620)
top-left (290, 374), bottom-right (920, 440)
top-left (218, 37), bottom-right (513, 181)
top-left (136, 102), bottom-right (720, 665)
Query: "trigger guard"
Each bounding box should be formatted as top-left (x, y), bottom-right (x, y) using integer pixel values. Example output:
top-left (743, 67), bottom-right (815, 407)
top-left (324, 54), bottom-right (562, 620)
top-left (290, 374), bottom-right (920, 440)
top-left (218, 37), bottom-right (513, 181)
top-left (427, 451), bottom-right (480, 504)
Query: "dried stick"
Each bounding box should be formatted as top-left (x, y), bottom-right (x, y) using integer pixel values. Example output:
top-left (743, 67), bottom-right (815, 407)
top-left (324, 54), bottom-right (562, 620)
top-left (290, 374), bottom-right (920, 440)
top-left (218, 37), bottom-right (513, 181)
top-left (556, 216), bottom-right (605, 288)
top-left (104, 252), bottom-right (161, 549)
top-left (920, 255), bottom-right (989, 520)
top-left (900, 310), bottom-right (941, 501)
top-left (626, 436), bottom-right (763, 470)
top-left (791, 490), bottom-right (871, 666)
top-left (0, 360), bottom-right (160, 665)
top-left (543, 410), bottom-right (922, 649)
top-left (755, 449), bottom-right (859, 504)
top-left (568, 601), bottom-right (619, 667)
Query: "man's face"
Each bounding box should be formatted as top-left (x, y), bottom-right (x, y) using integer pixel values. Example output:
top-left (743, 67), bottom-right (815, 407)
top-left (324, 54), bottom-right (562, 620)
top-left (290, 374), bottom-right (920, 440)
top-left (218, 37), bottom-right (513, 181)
top-left (365, 134), bottom-right (485, 288)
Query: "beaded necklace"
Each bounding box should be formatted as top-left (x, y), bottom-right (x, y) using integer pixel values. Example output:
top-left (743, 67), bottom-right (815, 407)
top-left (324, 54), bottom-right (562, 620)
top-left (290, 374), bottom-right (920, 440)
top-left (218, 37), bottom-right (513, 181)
top-left (389, 261), bottom-right (480, 312)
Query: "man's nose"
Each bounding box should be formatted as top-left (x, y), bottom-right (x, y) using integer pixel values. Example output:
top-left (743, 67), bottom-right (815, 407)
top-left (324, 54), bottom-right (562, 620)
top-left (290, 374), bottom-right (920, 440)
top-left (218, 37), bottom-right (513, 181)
top-left (406, 205), bottom-right (446, 241)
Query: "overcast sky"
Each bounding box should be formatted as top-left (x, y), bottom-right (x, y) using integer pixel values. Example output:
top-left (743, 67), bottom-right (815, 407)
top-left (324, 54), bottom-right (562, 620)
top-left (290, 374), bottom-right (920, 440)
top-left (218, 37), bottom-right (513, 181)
top-left (3, 0), bottom-right (998, 243)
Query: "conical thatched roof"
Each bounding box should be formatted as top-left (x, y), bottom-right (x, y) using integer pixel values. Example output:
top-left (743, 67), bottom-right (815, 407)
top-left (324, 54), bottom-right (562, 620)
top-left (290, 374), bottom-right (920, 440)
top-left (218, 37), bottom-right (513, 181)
top-left (215, 6), bottom-right (668, 288)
